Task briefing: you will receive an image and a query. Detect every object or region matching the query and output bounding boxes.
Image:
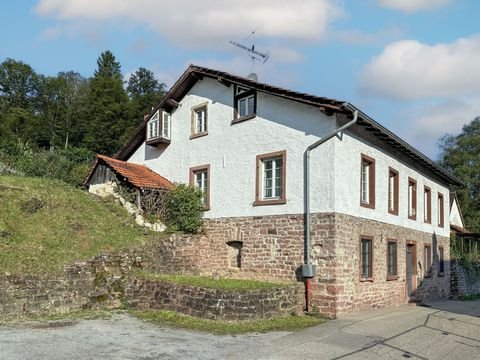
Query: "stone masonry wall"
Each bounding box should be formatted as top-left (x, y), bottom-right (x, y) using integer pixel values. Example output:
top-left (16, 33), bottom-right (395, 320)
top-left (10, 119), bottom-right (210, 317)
top-left (126, 279), bottom-right (303, 321)
top-left (0, 275), bottom-right (95, 320)
top-left (450, 259), bottom-right (480, 298)
top-left (333, 213), bottom-right (450, 315)
top-left (204, 212), bottom-right (451, 318)
top-left (204, 213), bottom-right (336, 282)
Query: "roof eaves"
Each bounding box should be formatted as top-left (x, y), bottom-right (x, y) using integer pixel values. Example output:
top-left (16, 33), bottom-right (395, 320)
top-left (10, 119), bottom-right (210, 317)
top-left (349, 105), bottom-right (463, 187)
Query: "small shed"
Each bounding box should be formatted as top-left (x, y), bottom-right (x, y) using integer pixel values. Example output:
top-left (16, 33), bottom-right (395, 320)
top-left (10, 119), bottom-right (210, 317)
top-left (84, 155), bottom-right (174, 218)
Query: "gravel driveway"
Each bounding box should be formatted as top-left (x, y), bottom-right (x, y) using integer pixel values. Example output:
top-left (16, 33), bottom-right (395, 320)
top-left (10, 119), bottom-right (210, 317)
top-left (1, 300), bottom-right (479, 360)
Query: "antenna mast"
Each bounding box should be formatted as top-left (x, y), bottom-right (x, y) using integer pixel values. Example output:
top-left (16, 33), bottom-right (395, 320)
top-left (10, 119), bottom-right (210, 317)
top-left (230, 30), bottom-right (269, 73)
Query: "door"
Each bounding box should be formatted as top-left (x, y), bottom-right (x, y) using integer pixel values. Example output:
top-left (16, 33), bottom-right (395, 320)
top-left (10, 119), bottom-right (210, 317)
top-left (406, 244), bottom-right (417, 302)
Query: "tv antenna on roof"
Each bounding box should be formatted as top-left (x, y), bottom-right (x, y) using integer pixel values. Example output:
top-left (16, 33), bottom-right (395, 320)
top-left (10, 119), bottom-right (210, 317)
top-left (230, 29), bottom-right (269, 76)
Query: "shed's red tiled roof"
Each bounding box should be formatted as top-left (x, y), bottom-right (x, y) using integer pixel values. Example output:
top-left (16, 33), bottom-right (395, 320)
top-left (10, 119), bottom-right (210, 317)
top-left (94, 154), bottom-right (173, 190)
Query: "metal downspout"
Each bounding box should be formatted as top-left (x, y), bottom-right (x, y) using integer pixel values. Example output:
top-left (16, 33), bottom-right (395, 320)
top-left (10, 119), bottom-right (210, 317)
top-left (302, 103), bottom-right (358, 310)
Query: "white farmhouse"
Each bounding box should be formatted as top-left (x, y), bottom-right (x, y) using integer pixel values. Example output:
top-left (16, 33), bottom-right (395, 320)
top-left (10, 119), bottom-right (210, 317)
top-left (89, 65), bottom-right (462, 317)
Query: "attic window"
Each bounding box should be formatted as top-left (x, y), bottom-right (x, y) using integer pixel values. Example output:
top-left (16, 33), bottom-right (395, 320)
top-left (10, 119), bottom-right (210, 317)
top-left (146, 109), bottom-right (171, 145)
top-left (233, 85), bottom-right (256, 123)
top-left (147, 110), bottom-right (160, 140)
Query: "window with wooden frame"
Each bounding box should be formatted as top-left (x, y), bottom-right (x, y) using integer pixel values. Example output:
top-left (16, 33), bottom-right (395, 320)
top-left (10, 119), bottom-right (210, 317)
top-left (438, 246), bottom-right (445, 276)
top-left (233, 85), bottom-right (256, 123)
top-left (424, 186), bottom-right (431, 223)
top-left (408, 178), bottom-right (417, 220)
top-left (387, 240), bottom-right (398, 280)
top-left (388, 168), bottom-right (399, 215)
top-left (424, 244), bottom-right (432, 277)
top-left (191, 103), bottom-right (208, 139)
top-left (360, 154), bottom-right (375, 209)
top-left (438, 192), bottom-right (445, 228)
top-left (254, 150), bottom-right (286, 206)
top-left (189, 165), bottom-right (210, 210)
top-left (360, 237), bottom-right (374, 280)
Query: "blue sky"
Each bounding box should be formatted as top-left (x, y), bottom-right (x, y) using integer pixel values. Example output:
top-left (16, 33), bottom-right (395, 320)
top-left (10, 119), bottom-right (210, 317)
top-left (1, 0), bottom-right (479, 160)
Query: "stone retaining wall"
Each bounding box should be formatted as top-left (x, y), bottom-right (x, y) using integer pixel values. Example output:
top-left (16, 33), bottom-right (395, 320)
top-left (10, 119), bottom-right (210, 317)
top-left (450, 259), bottom-right (480, 299)
top-left (0, 275), bottom-right (95, 320)
top-left (126, 279), bottom-right (303, 321)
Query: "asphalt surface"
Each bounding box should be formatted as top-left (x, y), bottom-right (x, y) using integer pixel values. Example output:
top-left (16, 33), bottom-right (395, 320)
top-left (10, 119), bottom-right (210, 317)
top-left (0, 300), bottom-right (479, 359)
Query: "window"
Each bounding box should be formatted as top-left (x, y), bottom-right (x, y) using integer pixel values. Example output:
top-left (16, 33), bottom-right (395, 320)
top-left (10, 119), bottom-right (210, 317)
top-left (424, 245), bottom-right (432, 277)
top-left (408, 178), bottom-right (417, 220)
top-left (162, 111), bottom-right (171, 139)
top-left (388, 168), bottom-right (399, 215)
top-left (360, 237), bottom-right (373, 280)
top-left (439, 246), bottom-right (445, 276)
top-left (147, 110), bottom-right (160, 140)
top-left (438, 193), bottom-right (444, 227)
top-left (233, 86), bottom-right (256, 122)
top-left (254, 150), bottom-right (286, 206)
top-left (360, 154), bottom-right (375, 209)
top-left (189, 165), bottom-right (210, 209)
top-left (191, 103), bottom-right (208, 138)
top-left (424, 186), bottom-right (431, 223)
top-left (146, 109), bottom-right (171, 144)
top-left (387, 240), bottom-right (398, 280)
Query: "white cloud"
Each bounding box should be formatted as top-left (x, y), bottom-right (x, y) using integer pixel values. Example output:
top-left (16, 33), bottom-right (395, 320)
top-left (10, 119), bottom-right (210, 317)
top-left (35, 0), bottom-right (343, 48)
top-left (359, 35), bottom-right (480, 100)
top-left (332, 26), bottom-right (404, 46)
top-left (378, 0), bottom-right (450, 13)
top-left (394, 97), bottom-right (480, 159)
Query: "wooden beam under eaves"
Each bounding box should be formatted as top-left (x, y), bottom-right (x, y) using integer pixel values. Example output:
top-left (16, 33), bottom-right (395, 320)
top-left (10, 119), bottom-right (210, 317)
top-left (166, 99), bottom-right (180, 109)
top-left (191, 73), bottom-right (204, 81)
top-left (217, 77), bottom-right (231, 87)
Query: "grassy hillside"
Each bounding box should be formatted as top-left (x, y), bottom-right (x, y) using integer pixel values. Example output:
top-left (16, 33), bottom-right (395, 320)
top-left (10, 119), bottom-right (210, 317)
top-left (0, 176), bottom-right (148, 275)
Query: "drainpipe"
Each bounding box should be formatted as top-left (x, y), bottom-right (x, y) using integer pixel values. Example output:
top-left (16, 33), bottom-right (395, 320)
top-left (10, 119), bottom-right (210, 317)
top-left (302, 103), bottom-right (358, 312)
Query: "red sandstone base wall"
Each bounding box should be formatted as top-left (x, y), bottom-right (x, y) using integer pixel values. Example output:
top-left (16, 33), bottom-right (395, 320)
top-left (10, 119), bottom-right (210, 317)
top-left (204, 212), bottom-right (450, 318)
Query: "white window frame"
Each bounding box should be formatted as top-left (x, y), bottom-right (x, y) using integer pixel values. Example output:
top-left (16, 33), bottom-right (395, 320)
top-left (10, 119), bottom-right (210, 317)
top-left (262, 157), bottom-right (283, 200)
top-left (361, 161), bottom-right (370, 204)
top-left (237, 94), bottom-right (255, 117)
top-left (146, 110), bottom-right (160, 140)
top-left (195, 170), bottom-right (208, 204)
top-left (408, 182), bottom-right (415, 217)
top-left (162, 111), bottom-right (171, 139)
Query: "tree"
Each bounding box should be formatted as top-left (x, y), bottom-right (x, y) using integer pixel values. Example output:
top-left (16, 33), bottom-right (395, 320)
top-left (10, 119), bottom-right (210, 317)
top-left (439, 117), bottom-right (480, 231)
top-left (0, 59), bottom-right (40, 143)
top-left (81, 51), bottom-right (129, 155)
top-left (127, 67), bottom-right (166, 116)
top-left (0, 58), bottom-right (39, 110)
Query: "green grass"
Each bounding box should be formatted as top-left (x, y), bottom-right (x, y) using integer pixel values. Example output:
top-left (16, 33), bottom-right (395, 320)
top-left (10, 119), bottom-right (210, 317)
top-left (459, 294), bottom-right (480, 301)
top-left (134, 272), bottom-right (291, 290)
top-left (0, 176), bottom-right (152, 275)
top-left (133, 310), bottom-right (326, 334)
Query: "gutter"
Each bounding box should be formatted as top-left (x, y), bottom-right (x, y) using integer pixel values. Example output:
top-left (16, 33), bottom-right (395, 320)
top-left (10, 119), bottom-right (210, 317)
top-left (302, 103), bottom-right (358, 310)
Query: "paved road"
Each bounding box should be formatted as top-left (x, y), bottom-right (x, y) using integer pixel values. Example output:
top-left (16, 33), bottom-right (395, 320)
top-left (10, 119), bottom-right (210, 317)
top-left (0, 300), bottom-right (479, 359)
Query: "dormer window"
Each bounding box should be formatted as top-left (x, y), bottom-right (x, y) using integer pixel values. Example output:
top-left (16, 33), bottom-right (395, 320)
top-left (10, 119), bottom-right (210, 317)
top-left (146, 109), bottom-right (171, 145)
top-left (147, 111), bottom-right (160, 140)
top-left (233, 85), bottom-right (256, 123)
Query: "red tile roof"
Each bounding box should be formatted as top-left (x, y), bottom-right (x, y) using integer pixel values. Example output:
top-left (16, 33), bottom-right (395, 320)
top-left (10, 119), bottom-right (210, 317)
top-left (87, 154), bottom-right (173, 190)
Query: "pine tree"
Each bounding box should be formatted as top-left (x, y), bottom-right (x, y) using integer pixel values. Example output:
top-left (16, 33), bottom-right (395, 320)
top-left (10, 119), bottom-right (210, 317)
top-left (81, 51), bottom-right (129, 155)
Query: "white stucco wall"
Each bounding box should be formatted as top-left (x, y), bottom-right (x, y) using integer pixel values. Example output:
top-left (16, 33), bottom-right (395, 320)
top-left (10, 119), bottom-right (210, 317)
top-left (128, 77), bottom-right (337, 219)
top-left (450, 198), bottom-right (465, 229)
top-left (334, 127), bottom-right (451, 237)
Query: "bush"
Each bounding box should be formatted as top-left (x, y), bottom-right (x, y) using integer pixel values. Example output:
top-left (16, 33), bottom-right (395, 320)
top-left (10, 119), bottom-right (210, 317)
top-left (165, 184), bottom-right (204, 233)
top-left (0, 138), bottom-right (94, 186)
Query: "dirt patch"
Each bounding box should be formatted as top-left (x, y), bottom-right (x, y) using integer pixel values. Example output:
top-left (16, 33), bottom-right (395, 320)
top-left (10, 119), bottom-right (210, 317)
top-left (20, 198), bottom-right (46, 214)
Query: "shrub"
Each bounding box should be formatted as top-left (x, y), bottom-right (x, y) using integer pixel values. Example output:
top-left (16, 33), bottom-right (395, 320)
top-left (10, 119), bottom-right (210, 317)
top-left (165, 184), bottom-right (204, 233)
